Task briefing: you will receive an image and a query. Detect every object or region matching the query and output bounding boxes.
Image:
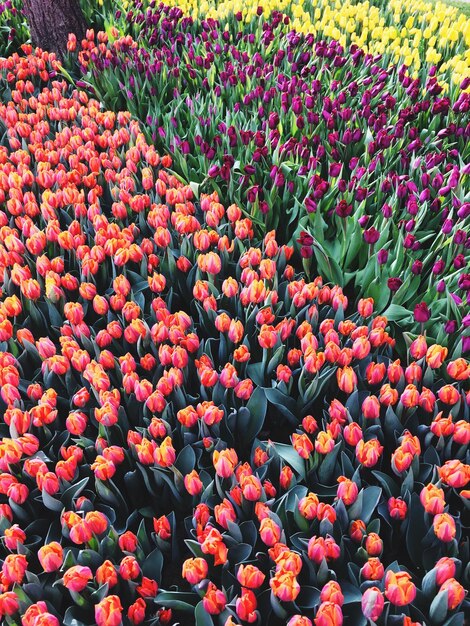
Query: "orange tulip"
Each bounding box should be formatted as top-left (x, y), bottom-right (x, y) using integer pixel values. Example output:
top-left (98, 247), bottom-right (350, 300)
top-left (440, 578), bottom-right (466, 609)
top-left (236, 588), bottom-right (257, 623)
top-left (426, 344), bottom-right (448, 368)
top-left (320, 581), bottom-right (344, 605)
top-left (63, 565), bottom-right (92, 592)
top-left (355, 438), bottom-right (383, 468)
top-left (292, 433), bottom-right (314, 459)
top-left (259, 517), bottom-right (282, 546)
top-left (385, 571), bottom-right (416, 606)
top-left (2, 554), bottom-right (28, 584)
top-left (336, 366), bottom-right (357, 393)
top-left (361, 395), bottom-right (380, 419)
top-left (314, 602), bottom-right (343, 626)
top-left (270, 570), bottom-right (301, 601)
top-left (0, 591), bottom-right (19, 617)
top-left (438, 460), bottom-right (470, 488)
top-left (361, 557), bottom-right (384, 581)
top-left (203, 582), bottom-right (226, 614)
top-left (336, 476), bottom-right (358, 505)
top-left (433, 513), bottom-right (456, 542)
top-left (38, 541), bottom-right (63, 572)
top-left (95, 595), bottom-right (123, 626)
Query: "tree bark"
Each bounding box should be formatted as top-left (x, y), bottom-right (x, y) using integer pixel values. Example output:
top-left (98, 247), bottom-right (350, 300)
top-left (23, 0), bottom-right (88, 59)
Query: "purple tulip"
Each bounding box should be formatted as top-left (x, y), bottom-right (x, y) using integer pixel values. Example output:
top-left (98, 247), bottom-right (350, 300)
top-left (444, 320), bottom-right (457, 334)
top-left (414, 302), bottom-right (430, 323)
top-left (363, 227), bottom-right (380, 245)
top-left (335, 200), bottom-right (353, 218)
top-left (432, 259), bottom-right (445, 275)
top-left (458, 274), bottom-right (470, 291)
top-left (411, 260), bottom-right (423, 275)
top-left (387, 277), bottom-right (403, 292)
top-left (462, 336), bottom-right (470, 353)
top-left (377, 249), bottom-right (388, 265)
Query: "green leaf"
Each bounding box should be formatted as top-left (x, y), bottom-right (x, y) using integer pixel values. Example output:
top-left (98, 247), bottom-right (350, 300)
top-left (77, 549), bottom-right (102, 569)
top-left (421, 569), bottom-right (437, 598)
top-left (317, 442), bottom-right (342, 484)
top-left (272, 443), bottom-right (306, 479)
top-left (264, 387), bottom-right (297, 424)
top-left (430, 590), bottom-right (449, 624)
top-left (296, 585), bottom-right (320, 609)
top-left (312, 241), bottom-right (344, 287)
top-left (442, 613), bottom-right (465, 626)
top-left (341, 582), bottom-right (363, 604)
top-left (175, 445), bottom-right (196, 475)
top-left (61, 477), bottom-right (89, 509)
top-left (246, 362), bottom-right (265, 387)
top-left (229, 542), bottom-right (253, 564)
top-left (382, 304), bottom-right (413, 322)
top-left (63, 607), bottom-right (87, 626)
top-left (360, 487), bottom-right (382, 524)
top-left (244, 387), bottom-right (267, 441)
top-left (371, 471), bottom-right (399, 498)
top-left (154, 591), bottom-right (199, 611)
top-left (95, 479), bottom-right (128, 515)
top-left (406, 493), bottom-right (428, 568)
top-left (41, 489), bottom-right (63, 512)
top-left (143, 548), bottom-right (164, 582)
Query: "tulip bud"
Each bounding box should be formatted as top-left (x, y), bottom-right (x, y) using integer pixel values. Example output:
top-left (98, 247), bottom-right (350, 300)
top-left (361, 587), bottom-right (384, 622)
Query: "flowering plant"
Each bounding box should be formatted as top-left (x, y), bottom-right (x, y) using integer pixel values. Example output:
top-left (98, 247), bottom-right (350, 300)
top-left (0, 47), bottom-right (468, 626)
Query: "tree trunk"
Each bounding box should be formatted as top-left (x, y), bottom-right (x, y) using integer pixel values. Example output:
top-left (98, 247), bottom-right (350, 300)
top-left (23, 0), bottom-right (87, 59)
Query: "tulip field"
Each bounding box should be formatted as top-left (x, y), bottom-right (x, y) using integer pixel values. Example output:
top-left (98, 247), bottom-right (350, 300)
top-left (0, 1), bottom-right (469, 625)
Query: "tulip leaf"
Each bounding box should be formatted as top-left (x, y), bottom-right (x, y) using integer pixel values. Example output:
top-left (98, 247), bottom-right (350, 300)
top-left (295, 585), bottom-right (320, 609)
top-left (382, 304), bottom-right (413, 322)
top-left (272, 443), bottom-right (306, 478)
top-left (143, 548), bottom-right (163, 582)
top-left (229, 542), bottom-right (253, 563)
top-left (360, 487), bottom-right (383, 524)
top-left (442, 613), bottom-right (465, 626)
top-left (61, 477), bottom-right (89, 509)
top-left (430, 590), bottom-right (449, 624)
top-left (175, 445), bottom-right (196, 475)
top-left (46, 301), bottom-right (64, 327)
top-left (245, 386), bottom-right (267, 440)
top-left (270, 591), bottom-right (289, 619)
top-left (406, 493), bottom-right (428, 568)
top-left (421, 569), bottom-right (437, 598)
top-left (341, 582), bottom-right (363, 604)
top-left (311, 240), bottom-right (344, 287)
top-left (41, 489), bottom-right (64, 512)
top-left (371, 471), bottom-right (399, 498)
top-left (247, 362), bottom-right (265, 387)
top-left (155, 591), bottom-right (199, 611)
top-left (63, 607), bottom-right (87, 626)
top-left (264, 388), bottom-right (297, 424)
top-left (317, 441), bottom-right (342, 484)
top-left (89, 583), bottom-right (109, 603)
top-left (95, 478), bottom-right (128, 516)
top-left (77, 549), bottom-right (102, 569)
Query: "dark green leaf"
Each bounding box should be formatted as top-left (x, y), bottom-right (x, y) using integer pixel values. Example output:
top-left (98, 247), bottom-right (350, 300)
top-left (143, 549), bottom-right (164, 582)
top-left (430, 590), bottom-right (449, 624)
top-left (154, 591), bottom-right (199, 611)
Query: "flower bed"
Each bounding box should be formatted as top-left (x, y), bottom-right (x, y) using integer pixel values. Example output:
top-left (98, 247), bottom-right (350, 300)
top-left (0, 46), bottom-right (468, 626)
